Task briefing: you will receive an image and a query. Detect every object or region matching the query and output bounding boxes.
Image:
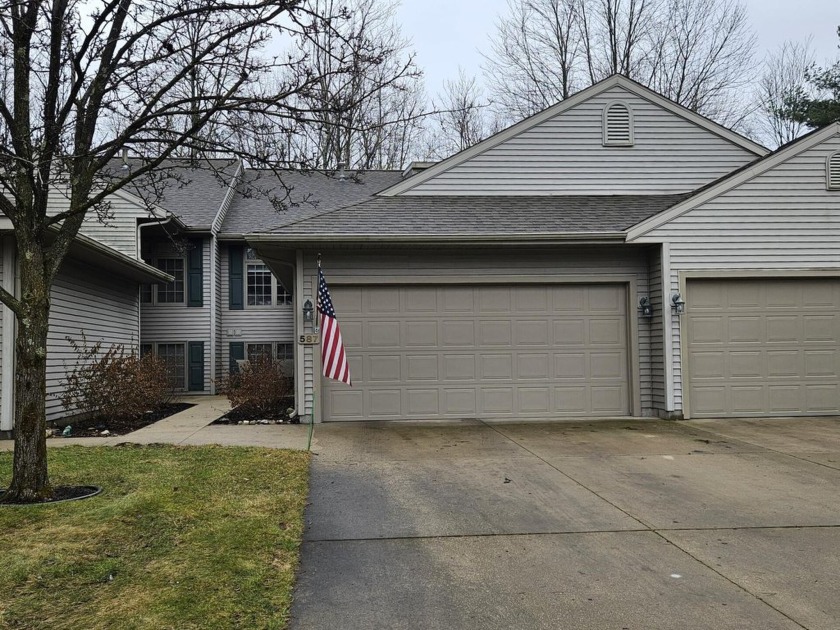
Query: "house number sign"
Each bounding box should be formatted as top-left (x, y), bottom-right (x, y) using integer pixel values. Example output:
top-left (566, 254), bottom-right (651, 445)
top-left (299, 334), bottom-right (320, 345)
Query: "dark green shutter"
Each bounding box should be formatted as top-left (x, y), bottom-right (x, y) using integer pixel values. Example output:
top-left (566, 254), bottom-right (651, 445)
top-left (229, 243), bottom-right (244, 310)
top-left (188, 342), bottom-right (204, 391)
top-left (229, 342), bottom-right (245, 374)
top-left (187, 239), bottom-right (203, 307)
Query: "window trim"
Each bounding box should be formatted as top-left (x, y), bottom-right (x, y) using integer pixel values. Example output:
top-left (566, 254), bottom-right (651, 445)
top-left (602, 100), bottom-right (634, 147)
top-left (243, 248), bottom-right (293, 308)
top-left (153, 256), bottom-right (187, 306)
top-left (146, 342), bottom-right (188, 391)
top-left (827, 151), bottom-right (840, 191)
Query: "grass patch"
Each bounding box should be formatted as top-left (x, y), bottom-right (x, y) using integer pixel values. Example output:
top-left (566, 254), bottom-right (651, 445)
top-left (0, 445), bottom-right (310, 630)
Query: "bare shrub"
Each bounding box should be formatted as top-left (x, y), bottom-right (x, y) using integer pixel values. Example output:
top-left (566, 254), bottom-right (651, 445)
top-left (61, 337), bottom-right (175, 421)
top-left (221, 355), bottom-right (292, 419)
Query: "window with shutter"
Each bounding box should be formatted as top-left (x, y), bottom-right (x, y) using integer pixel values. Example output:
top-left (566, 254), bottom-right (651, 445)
top-left (602, 101), bottom-right (634, 147)
top-left (828, 152), bottom-right (840, 190)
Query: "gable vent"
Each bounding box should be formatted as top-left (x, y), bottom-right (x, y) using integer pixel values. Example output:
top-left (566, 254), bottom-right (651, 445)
top-left (828, 152), bottom-right (840, 190)
top-left (603, 102), bottom-right (634, 147)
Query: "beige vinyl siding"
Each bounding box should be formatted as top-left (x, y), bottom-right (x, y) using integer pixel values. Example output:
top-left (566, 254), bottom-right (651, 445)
top-left (300, 246), bottom-right (657, 421)
top-left (42, 187), bottom-right (153, 259)
top-left (46, 259), bottom-right (140, 421)
top-left (638, 133), bottom-right (840, 414)
top-left (141, 237), bottom-right (212, 391)
top-left (219, 244), bottom-right (294, 377)
top-left (647, 245), bottom-right (666, 414)
top-left (403, 86), bottom-right (757, 196)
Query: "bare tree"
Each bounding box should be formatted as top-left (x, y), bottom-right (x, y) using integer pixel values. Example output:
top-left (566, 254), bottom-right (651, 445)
top-left (0, 0), bottom-right (374, 503)
top-left (282, 0), bottom-right (425, 170)
top-left (483, 0), bottom-right (756, 126)
top-left (754, 39), bottom-right (816, 147)
top-left (427, 68), bottom-right (500, 158)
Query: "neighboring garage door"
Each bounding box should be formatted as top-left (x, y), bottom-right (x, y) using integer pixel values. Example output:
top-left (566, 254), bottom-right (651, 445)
top-left (686, 278), bottom-right (840, 418)
top-left (323, 284), bottom-right (631, 421)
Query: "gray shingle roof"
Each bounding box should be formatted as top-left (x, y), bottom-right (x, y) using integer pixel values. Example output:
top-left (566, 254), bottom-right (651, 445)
top-left (268, 194), bottom-right (690, 237)
top-left (221, 169), bottom-right (404, 234)
top-left (115, 158), bottom-right (239, 228)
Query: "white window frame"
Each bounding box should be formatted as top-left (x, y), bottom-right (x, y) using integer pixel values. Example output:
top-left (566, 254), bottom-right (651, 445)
top-left (146, 342), bottom-right (187, 391)
top-left (153, 256), bottom-right (187, 305)
top-left (245, 248), bottom-right (292, 307)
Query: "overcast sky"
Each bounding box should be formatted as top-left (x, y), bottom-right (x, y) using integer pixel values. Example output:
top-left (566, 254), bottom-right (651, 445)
top-left (397, 0), bottom-right (840, 97)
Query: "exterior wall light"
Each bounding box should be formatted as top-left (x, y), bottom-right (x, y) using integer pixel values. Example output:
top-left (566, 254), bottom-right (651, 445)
top-left (671, 292), bottom-right (685, 315)
top-left (302, 298), bottom-right (314, 323)
top-left (638, 296), bottom-right (653, 318)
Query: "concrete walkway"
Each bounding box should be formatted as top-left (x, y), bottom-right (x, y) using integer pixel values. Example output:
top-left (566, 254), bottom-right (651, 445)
top-left (0, 395), bottom-right (311, 451)
top-left (291, 417), bottom-right (840, 630)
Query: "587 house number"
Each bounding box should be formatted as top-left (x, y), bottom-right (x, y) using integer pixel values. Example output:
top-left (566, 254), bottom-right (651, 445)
top-left (299, 334), bottom-right (320, 345)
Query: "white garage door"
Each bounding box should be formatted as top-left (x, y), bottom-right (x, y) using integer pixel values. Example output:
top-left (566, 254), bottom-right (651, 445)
top-left (686, 278), bottom-right (840, 418)
top-left (323, 284), bottom-right (631, 421)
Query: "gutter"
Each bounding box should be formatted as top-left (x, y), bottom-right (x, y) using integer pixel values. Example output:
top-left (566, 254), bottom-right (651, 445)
top-left (245, 232), bottom-right (628, 246)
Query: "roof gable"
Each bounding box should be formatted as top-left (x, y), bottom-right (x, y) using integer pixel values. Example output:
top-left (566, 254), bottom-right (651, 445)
top-left (626, 123), bottom-right (840, 241)
top-left (381, 75), bottom-right (768, 197)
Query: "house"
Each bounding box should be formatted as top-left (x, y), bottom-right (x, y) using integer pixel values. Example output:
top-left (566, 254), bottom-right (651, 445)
top-left (1, 74), bottom-right (839, 436)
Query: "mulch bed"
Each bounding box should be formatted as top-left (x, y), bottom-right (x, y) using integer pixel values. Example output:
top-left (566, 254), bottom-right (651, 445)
top-left (50, 403), bottom-right (195, 438)
top-left (213, 397), bottom-right (299, 425)
top-left (0, 485), bottom-right (102, 505)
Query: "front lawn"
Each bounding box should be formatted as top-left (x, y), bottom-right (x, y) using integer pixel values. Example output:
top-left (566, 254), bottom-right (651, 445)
top-left (0, 445), bottom-right (309, 630)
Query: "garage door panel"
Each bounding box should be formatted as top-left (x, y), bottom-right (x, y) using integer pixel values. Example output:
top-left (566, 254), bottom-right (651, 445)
top-left (554, 353), bottom-right (586, 378)
top-left (405, 354), bottom-right (438, 380)
top-left (443, 354), bottom-right (476, 380)
top-left (728, 317), bottom-right (762, 343)
top-left (369, 321), bottom-right (400, 347)
top-left (589, 318), bottom-right (624, 345)
top-left (766, 350), bottom-right (801, 378)
top-left (480, 354), bottom-right (513, 380)
top-left (369, 355), bottom-right (401, 382)
top-left (325, 284), bottom-right (631, 421)
top-left (406, 389), bottom-right (439, 415)
top-left (804, 350), bottom-right (837, 377)
top-left (443, 388), bottom-right (476, 415)
top-left (687, 278), bottom-right (840, 418)
top-left (479, 320), bottom-right (512, 346)
top-left (405, 320), bottom-right (438, 346)
top-left (369, 390), bottom-right (401, 416)
top-left (729, 351), bottom-right (763, 379)
top-left (342, 321), bottom-right (364, 347)
top-left (553, 320), bottom-right (587, 345)
top-left (518, 353), bottom-right (550, 379)
top-left (766, 316), bottom-right (800, 342)
top-left (515, 319), bottom-right (549, 345)
top-left (441, 320), bottom-right (475, 346)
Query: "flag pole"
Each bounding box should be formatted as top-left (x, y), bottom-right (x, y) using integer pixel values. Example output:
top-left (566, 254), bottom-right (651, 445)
top-left (307, 253), bottom-right (322, 451)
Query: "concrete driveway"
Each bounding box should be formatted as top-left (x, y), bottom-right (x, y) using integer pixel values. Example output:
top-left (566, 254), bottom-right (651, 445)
top-left (291, 417), bottom-right (840, 629)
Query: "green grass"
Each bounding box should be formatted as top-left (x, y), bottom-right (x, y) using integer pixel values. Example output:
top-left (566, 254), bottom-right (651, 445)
top-left (0, 445), bottom-right (310, 630)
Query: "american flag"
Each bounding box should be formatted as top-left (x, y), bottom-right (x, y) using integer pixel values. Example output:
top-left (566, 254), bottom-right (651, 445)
top-left (317, 267), bottom-right (351, 386)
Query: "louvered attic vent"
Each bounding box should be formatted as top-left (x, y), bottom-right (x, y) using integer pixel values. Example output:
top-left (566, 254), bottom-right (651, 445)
top-left (828, 152), bottom-right (840, 190)
top-left (603, 102), bottom-right (634, 147)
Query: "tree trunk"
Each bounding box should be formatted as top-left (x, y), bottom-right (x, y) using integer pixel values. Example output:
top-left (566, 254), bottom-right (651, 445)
top-left (2, 249), bottom-right (52, 503)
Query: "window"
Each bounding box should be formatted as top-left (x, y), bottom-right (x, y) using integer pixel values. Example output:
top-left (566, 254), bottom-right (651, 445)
top-left (602, 101), bottom-right (634, 147)
top-left (140, 343), bottom-right (153, 358)
top-left (245, 248), bottom-right (292, 306)
top-left (275, 342), bottom-right (294, 360)
top-left (140, 284), bottom-right (152, 304)
top-left (247, 343), bottom-right (273, 363)
top-left (828, 152), bottom-right (840, 190)
top-left (157, 343), bottom-right (186, 390)
top-left (156, 258), bottom-right (185, 303)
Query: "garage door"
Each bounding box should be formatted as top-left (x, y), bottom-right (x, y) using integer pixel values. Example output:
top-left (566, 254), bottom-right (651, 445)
top-left (323, 284), bottom-right (631, 421)
top-left (686, 278), bottom-right (840, 418)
